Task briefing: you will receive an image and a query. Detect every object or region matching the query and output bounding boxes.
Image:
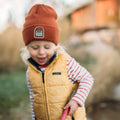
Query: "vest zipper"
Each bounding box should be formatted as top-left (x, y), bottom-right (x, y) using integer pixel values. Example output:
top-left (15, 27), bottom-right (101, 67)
top-left (42, 72), bottom-right (45, 83)
top-left (42, 72), bottom-right (49, 120)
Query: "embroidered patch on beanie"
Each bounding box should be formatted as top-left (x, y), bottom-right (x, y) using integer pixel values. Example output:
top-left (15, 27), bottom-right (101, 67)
top-left (34, 27), bottom-right (44, 38)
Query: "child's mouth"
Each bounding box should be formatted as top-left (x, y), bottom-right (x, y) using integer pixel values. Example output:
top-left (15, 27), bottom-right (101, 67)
top-left (38, 57), bottom-right (46, 63)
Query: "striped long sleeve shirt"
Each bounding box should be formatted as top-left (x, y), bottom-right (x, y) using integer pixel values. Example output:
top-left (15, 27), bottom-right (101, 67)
top-left (26, 56), bottom-right (94, 119)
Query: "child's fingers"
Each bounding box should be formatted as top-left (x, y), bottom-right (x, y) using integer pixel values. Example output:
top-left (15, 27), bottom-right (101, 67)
top-left (67, 100), bottom-right (79, 115)
top-left (64, 103), bottom-right (70, 109)
top-left (68, 106), bottom-right (75, 115)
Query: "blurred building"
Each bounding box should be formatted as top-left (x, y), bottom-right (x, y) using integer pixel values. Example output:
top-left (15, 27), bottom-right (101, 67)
top-left (66, 0), bottom-right (119, 32)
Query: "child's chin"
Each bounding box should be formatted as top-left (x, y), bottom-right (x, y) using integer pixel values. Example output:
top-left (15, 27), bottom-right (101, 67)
top-left (38, 62), bottom-right (46, 65)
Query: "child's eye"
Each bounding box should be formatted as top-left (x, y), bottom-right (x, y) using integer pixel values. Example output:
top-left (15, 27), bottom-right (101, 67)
top-left (31, 46), bottom-right (39, 50)
top-left (45, 46), bottom-right (50, 49)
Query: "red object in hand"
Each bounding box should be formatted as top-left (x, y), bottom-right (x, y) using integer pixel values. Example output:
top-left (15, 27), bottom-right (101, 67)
top-left (60, 108), bottom-right (69, 120)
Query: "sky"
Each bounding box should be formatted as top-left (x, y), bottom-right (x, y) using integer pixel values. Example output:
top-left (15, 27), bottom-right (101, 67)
top-left (0, 0), bottom-right (29, 32)
top-left (0, 0), bottom-right (88, 33)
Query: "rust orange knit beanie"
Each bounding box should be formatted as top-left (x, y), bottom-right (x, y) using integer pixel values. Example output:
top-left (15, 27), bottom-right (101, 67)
top-left (22, 4), bottom-right (59, 45)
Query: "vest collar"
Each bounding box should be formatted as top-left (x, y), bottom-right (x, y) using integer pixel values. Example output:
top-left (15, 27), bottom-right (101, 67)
top-left (28, 53), bottom-right (57, 71)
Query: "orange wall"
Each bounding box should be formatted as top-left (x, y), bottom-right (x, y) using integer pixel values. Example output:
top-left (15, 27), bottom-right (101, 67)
top-left (71, 8), bottom-right (84, 30)
top-left (95, 0), bottom-right (119, 27)
top-left (71, 0), bottom-right (119, 31)
top-left (71, 5), bottom-right (93, 30)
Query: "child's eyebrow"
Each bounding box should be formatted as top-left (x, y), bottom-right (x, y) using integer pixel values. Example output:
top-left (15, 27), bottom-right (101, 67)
top-left (30, 45), bottom-right (39, 48)
top-left (45, 44), bottom-right (50, 46)
top-left (31, 44), bottom-right (39, 46)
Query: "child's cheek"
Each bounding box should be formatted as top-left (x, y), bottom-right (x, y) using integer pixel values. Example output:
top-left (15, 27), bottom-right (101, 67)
top-left (30, 51), bottom-right (37, 58)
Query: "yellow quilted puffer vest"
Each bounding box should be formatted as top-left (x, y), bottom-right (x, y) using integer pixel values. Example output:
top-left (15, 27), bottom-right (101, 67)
top-left (27, 53), bottom-right (86, 120)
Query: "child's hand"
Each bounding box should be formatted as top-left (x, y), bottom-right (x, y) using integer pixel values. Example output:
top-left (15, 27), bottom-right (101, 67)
top-left (64, 100), bottom-right (79, 115)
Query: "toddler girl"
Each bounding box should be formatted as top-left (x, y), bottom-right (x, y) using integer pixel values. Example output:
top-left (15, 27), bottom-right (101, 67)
top-left (21, 4), bottom-right (94, 120)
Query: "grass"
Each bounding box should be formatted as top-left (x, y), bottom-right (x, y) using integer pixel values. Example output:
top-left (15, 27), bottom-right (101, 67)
top-left (0, 69), bottom-right (29, 114)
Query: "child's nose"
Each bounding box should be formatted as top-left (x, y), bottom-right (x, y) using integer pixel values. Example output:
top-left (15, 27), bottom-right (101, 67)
top-left (38, 48), bottom-right (45, 55)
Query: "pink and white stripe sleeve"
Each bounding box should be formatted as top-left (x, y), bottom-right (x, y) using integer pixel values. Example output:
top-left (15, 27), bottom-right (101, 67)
top-left (26, 69), bottom-right (35, 120)
top-left (67, 56), bottom-right (94, 106)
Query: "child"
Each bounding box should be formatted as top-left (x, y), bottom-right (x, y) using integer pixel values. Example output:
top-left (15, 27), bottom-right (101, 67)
top-left (22, 4), bottom-right (94, 120)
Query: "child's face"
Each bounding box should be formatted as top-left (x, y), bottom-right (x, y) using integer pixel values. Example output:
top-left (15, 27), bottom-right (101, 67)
top-left (27, 40), bottom-right (56, 65)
